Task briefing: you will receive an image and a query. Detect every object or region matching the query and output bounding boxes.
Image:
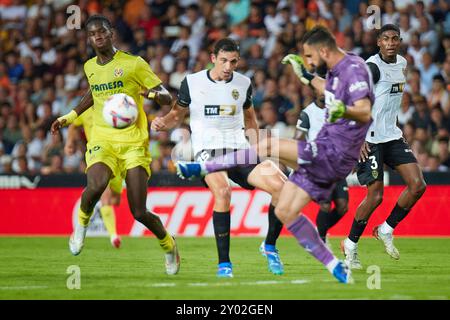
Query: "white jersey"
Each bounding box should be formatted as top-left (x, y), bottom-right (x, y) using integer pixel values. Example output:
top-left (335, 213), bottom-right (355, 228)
top-left (296, 102), bottom-right (326, 142)
top-left (177, 70), bottom-right (252, 155)
top-left (365, 54), bottom-right (407, 144)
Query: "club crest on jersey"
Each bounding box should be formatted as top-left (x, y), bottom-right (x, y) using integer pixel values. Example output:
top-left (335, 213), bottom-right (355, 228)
top-left (372, 170), bottom-right (378, 179)
top-left (390, 83), bottom-right (404, 94)
top-left (231, 89), bottom-right (239, 100)
top-left (114, 68), bottom-right (123, 78)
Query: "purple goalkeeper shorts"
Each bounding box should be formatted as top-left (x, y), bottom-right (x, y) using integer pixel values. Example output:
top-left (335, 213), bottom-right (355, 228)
top-left (289, 140), bottom-right (343, 203)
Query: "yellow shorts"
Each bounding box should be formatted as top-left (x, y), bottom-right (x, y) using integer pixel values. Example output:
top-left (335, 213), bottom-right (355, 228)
top-left (85, 141), bottom-right (151, 181)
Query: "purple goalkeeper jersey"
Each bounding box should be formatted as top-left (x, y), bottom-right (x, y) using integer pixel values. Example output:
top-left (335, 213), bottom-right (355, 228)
top-left (316, 53), bottom-right (374, 177)
top-left (289, 53), bottom-right (374, 202)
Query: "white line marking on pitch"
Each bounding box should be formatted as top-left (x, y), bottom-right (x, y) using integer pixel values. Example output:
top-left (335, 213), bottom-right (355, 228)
top-left (149, 283), bottom-right (176, 287)
top-left (0, 286), bottom-right (48, 290)
top-left (149, 279), bottom-right (309, 288)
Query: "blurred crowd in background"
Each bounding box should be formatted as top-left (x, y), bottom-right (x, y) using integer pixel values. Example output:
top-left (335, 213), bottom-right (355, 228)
top-left (0, 0), bottom-right (449, 176)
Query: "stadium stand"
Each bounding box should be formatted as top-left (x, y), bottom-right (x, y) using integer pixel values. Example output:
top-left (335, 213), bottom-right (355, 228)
top-left (0, 0), bottom-right (449, 176)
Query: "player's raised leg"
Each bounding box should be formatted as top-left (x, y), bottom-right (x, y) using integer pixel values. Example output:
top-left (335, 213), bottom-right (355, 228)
top-left (70, 162), bottom-right (112, 255)
top-left (275, 181), bottom-right (352, 284)
top-left (126, 166), bottom-right (180, 275)
top-left (247, 160), bottom-right (286, 275)
top-left (373, 162), bottom-right (426, 259)
top-left (176, 137), bottom-right (299, 179)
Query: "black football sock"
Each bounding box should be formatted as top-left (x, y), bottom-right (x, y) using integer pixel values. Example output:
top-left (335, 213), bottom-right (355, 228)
top-left (265, 204), bottom-right (283, 246)
top-left (348, 219), bottom-right (368, 243)
top-left (316, 209), bottom-right (329, 242)
top-left (327, 208), bottom-right (346, 230)
top-left (385, 203), bottom-right (410, 229)
top-left (213, 211), bottom-right (231, 264)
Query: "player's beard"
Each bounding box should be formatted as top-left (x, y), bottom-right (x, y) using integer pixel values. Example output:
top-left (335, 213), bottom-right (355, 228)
top-left (315, 59), bottom-right (328, 78)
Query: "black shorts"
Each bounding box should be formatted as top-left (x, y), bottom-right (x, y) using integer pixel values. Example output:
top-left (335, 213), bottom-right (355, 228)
top-left (195, 149), bottom-right (257, 190)
top-left (329, 179), bottom-right (349, 202)
top-left (357, 138), bottom-right (417, 186)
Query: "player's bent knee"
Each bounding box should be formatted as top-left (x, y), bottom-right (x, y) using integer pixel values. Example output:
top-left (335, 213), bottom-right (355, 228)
top-left (132, 209), bottom-right (147, 223)
top-left (274, 205), bottom-right (291, 224)
top-left (410, 179), bottom-right (426, 199)
top-left (213, 186), bottom-right (232, 200)
top-left (368, 187), bottom-right (384, 207)
top-left (336, 203), bottom-right (349, 216)
top-left (320, 203), bottom-right (331, 212)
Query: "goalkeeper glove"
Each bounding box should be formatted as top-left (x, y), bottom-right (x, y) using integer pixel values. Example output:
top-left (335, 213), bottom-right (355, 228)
top-left (327, 99), bottom-right (346, 123)
top-left (281, 54), bottom-right (315, 85)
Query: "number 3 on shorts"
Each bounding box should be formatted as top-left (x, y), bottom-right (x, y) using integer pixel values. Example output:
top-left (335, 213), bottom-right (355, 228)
top-left (368, 155), bottom-right (378, 170)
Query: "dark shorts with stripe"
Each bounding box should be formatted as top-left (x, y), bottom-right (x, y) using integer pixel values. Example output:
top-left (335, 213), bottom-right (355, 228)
top-left (357, 138), bottom-right (417, 186)
top-left (195, 149), bottom-right (257, 190)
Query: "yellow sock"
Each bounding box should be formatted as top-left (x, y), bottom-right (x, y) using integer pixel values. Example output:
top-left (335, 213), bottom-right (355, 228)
top-left (78, 207), bottom-right (93, 227)
top-left (159, 232), bottom-right (174, 253)
top-left (99, 205), bottom-right (117, 237)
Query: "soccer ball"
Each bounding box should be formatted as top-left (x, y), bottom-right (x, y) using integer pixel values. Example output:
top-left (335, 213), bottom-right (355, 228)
top-left (103, 93), bottom-right (138, 129)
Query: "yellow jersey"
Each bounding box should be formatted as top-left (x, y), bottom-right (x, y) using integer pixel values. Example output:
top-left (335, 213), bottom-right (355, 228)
top-left (83, 50), bottom-right (161, 146)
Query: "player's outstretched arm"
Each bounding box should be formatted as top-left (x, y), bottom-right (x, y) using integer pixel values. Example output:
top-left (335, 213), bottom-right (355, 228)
top-left (151, 102), bottom-right (189, 132)
top-left (328, 98), bottom-right (372, 124)
top-left (144, 84), bottom-right (172, 106)
top-left (50, 90), bottom-right (93, 134)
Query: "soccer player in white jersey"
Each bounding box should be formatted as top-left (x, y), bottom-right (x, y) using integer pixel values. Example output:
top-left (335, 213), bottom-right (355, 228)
top-left (151, 38), bottom-right (287, 278)
top-left (341, 24), bottom-right (426, 269)
top-left (296, 94), bottom-right (349, 247)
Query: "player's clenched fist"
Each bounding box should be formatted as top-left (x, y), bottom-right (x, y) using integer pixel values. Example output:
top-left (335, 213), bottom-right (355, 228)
top-left (281, 54), bottom-right (314, 86)
top-left (50, 118), bottom-right (66, 134)
top-left (151, 117), bottom-right (166, 131)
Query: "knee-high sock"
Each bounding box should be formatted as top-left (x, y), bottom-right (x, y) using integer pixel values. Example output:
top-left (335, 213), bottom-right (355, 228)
top-left (78, 207), bottom-right (94, 227)
top-left (287, 215), bottom-right (335, 267)
top-left (316, 208), bottom-right (346, 242)
top-left (205, 148), bottom-right (258, 173)
top-left (265, 204), bottom-right (283, 246)
top-left (213, 211), bottom-right (231, 264)
top-left (99, 205), bottom-right (117, 237)
top-left (385, 203), bottom-right (410, 229)
top-left (316, 209), bottom-right (329, 242)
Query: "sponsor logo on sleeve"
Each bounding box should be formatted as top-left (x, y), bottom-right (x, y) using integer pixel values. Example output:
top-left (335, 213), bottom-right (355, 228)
top-left (349, 81), bottom-right (369, 93)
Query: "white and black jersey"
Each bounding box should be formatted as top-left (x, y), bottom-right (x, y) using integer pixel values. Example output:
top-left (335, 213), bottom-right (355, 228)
top-left (365, 53), bottom-right (407, 144)
top-left (177, 69), bottom-right (253, 156)
top-left (357, 53), bottom-right (417, 186)
top-left (296, 101), bottom-right (326, 142)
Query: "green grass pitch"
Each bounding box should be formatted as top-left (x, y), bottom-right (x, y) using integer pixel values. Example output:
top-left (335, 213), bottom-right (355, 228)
top-left (0, 236), bottom-right (449, 300)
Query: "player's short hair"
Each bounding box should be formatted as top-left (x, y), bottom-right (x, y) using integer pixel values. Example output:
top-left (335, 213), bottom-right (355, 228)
top-left (302, 26), bottom-right (337, 49)
top-left (378, 24), bottom-right (400, 38)
top-left (213, 38), bottom-right (240, 56)
top-left (85, 15), bottom-right (112, 30)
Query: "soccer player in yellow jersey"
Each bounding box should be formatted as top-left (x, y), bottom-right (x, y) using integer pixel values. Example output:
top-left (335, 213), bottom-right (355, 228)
top-left (65, 108), bottom-right (122, 249)
top-left (51, 15), bottom-right (180, 275)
